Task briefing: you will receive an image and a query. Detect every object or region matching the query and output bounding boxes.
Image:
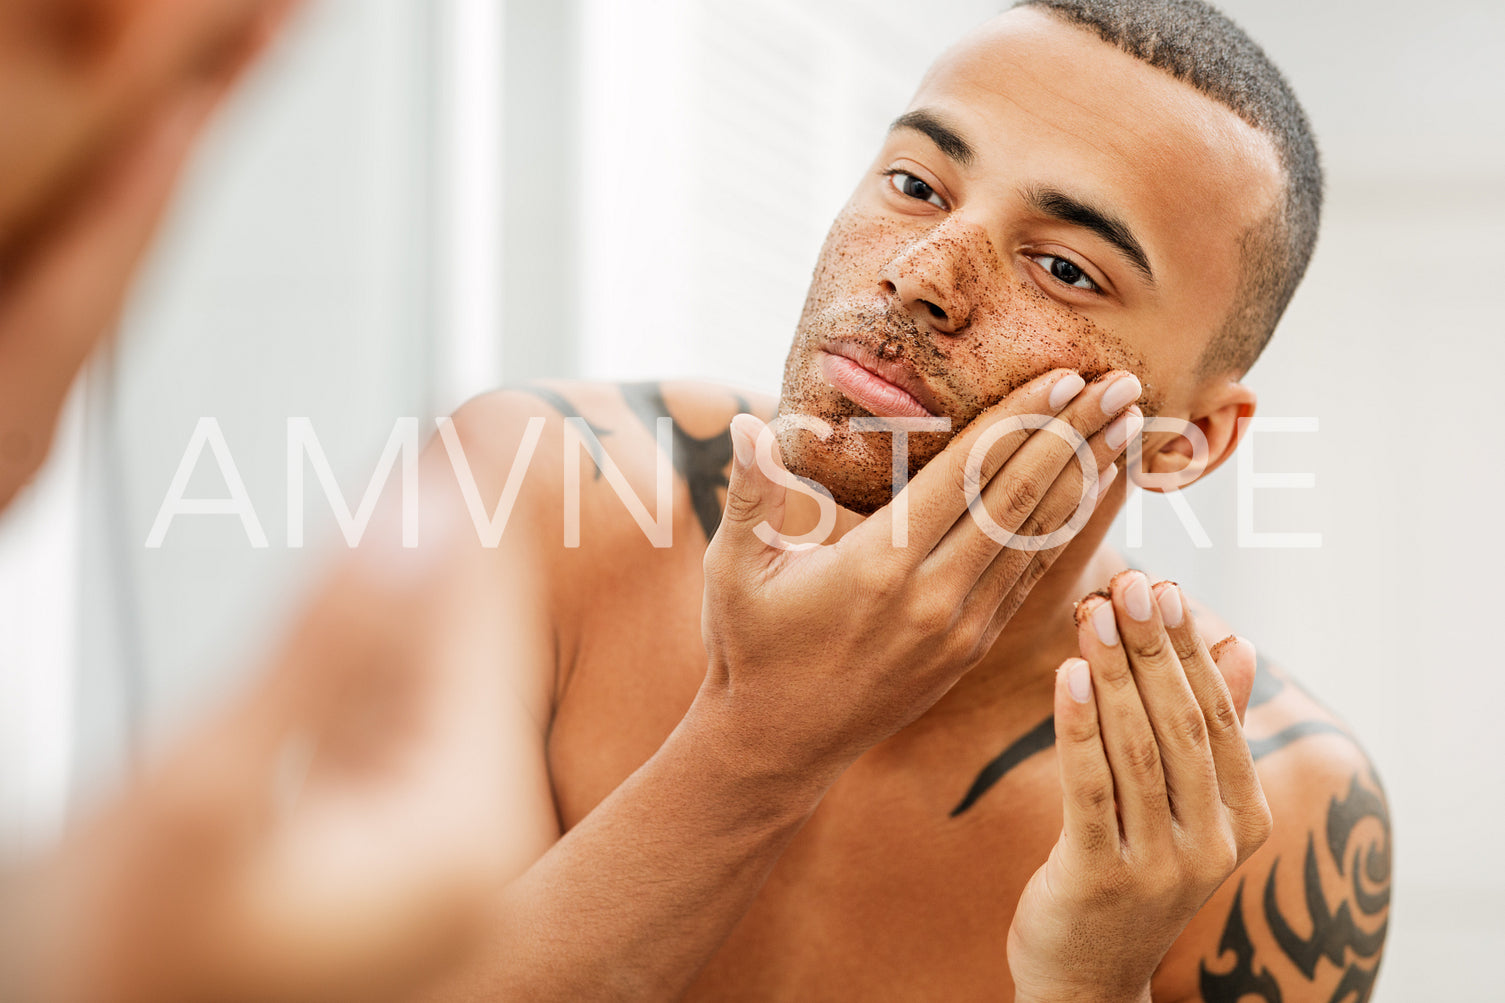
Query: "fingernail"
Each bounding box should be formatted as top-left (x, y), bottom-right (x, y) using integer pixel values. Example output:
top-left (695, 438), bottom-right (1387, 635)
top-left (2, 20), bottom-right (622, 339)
top-left (1100, 374), bottom-right (1142, 415)
top-left (1092, 461), bottom-right (1119, 503)
top-left (1066, 658), bottom-right (1092, 703)
top-left (729, 414), bottom-right (756, 468)
top-left (1049, 372), bottom-right (1086, 410)
top-left (1105, 407), bottom-right (1143, 451)
top-left (1124, 572), bottom-right (1153, 621)
top-left (1158, 584), bottom-right (1184, 627)
top-left (1090, 599), bottom-right (1118, 646)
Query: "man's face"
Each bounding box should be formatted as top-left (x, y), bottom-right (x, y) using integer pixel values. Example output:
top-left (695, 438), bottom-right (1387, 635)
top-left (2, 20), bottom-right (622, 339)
top-left (776, 8), bottom-right (1284, 514)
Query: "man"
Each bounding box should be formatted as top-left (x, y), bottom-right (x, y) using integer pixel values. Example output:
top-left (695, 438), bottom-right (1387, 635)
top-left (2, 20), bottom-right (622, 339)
top-left (1, 1), bottom-right (1388, 1000)
top-left (420, 1), bottom-right (1390, 1000)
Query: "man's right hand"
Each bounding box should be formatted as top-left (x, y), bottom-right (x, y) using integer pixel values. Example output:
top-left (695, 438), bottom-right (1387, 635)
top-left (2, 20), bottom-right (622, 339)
top-left (699, 367), bottom-right (1144, 773)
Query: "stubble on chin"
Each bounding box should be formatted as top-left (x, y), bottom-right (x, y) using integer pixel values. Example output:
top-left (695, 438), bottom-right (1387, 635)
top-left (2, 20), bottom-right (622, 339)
top-left (771, 407), bottom-right (962, 517)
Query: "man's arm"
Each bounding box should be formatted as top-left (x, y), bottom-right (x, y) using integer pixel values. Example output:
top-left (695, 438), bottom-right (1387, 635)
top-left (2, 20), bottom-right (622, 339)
top-left (1158, 671), bottom-right (1391, 1003)
top-left (422, 367), bottom-right (1139, 999)
top-left (412, 389), bottom-right (839, 1000)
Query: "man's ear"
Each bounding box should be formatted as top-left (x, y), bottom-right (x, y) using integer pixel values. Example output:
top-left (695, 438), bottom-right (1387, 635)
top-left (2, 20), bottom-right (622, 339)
top-left (1137, 381), bottom-right (1256, 494)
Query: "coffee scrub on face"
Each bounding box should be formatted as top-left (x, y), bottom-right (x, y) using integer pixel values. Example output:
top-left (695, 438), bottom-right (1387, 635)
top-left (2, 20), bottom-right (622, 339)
top-left (775, 209), bottom-right (1155, 513)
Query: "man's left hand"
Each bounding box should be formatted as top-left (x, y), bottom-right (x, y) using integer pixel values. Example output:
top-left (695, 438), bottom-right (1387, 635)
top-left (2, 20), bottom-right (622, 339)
top-left (1006, 573), bottom-right (1270, 1003)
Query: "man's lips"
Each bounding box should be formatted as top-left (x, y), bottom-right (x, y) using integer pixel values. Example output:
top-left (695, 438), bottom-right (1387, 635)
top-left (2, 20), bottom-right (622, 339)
top-left (818, 343), bottom-right (945, 419)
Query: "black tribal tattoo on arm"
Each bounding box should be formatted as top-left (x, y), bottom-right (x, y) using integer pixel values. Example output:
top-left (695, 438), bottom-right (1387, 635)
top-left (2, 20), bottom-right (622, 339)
top-left (1199, 771), bottom-right (1391, 1002)
top-left (949, 650), bottom-right (1391, 999)
top-left (951, 652), bottom-right (1302, 817)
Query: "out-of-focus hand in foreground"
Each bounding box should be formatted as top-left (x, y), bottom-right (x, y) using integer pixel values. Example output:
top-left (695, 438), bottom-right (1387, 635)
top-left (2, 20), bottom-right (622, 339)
top-left (0, 2), bottom-right (527, 999)
top-left (0, 0), bottom-right (299, 510)
top-left (5, 482), bottom-right (525, 1003)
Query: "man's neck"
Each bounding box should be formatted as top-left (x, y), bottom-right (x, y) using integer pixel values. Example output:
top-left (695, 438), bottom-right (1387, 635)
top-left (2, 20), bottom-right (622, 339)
top-left (783, 472), bottom-right (1131, 724)
top-left (926, 482), bottom-right (1129, 722)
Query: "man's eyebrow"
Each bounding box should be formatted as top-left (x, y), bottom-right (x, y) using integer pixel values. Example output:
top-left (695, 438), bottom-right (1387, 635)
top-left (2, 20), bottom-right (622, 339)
top-left (888, 109), bottom-right (975, 168)
top-left (1021, 185), bottom-right (1155, 285)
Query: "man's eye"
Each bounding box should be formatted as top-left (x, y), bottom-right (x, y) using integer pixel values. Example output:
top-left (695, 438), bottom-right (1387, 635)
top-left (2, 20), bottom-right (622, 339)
top-left (1031, 254), bottom-right (1099, 292)
top-left (886, 171), bottom-right (946, 209)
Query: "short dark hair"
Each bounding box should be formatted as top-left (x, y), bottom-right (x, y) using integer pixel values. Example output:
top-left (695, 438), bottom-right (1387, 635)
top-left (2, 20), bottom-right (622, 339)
top-left (1013, 0), bottom-right (1322, 377)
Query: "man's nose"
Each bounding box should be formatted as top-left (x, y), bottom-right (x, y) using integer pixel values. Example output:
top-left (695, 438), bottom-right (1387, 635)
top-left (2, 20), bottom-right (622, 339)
top-left (877, 218), bottom-right (992, 336)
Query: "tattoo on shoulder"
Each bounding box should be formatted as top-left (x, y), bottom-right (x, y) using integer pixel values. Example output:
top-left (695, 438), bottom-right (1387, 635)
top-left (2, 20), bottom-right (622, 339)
top-left (949, 653), bottom-right (1368, 818)
top-left (950, 653), bottom-right (1314, 817)
top-left (621, 382), bottom-right (748, 543)
top-left (1200, 770), bottom-right (1391, 1003)
top-left (511, 382), bottom-right (747, 542)
top-left (513, 385), bottom-right (614, 479)
top-left (1246, 654), bottom-right (1357, 762)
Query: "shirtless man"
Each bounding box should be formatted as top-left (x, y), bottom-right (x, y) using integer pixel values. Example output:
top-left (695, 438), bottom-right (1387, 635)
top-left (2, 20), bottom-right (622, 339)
top-left (419, 1), bottom-right (1391, 1000)
top-left (0, 0), bottom-right (1388, 1000)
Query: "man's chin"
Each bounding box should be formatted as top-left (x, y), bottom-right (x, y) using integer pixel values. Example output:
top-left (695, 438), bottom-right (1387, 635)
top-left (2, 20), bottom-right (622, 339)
top-left (799, 468), bottom-right (892, 518)
top-left (775, 422), bottom-right (950, 518)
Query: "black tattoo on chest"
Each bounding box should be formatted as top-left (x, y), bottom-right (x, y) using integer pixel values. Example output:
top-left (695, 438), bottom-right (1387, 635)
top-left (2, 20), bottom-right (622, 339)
top-left (1200, 772), bottom-right (1391, 1003)
top-left (946, 647), bottom-right (1391, 996)
top-left (949, 654), bottom-right (1298, 817)
top-left (621, 382), bottom-right (748, 542)
top-left (949, 717), bottom-right (1056, 817)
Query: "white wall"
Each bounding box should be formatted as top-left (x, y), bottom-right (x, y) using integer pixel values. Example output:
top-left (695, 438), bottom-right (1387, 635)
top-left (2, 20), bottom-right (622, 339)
top-left (575, 0), bottom-right (1004, 393)
top-left (68, 0), bottom-right (442, 805)
top-left (0, 390), bottom-right (83, 856)
top-left (1126, 3), bottom-right (1505, 996)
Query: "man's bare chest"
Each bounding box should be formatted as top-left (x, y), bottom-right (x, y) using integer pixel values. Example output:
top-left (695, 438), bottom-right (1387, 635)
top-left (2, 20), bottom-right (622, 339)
top-left (682, 737), bottom-right (1065, 1000)
top-left (544, 571), bottom-right (1071, 998)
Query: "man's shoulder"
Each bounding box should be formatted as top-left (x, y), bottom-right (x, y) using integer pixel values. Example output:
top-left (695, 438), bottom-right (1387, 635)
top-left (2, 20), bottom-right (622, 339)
top-left (1181, 591), bottom-right (1388, 895)
top-left (445, 379), bottom-right (779, 547)
top-left (460, 378), bottom-right (778, 415)
top-left (1243, 659), bottom-right (1370, 778)
top-left (1154, 601), bottom-right (1391, 1001)
top-left (449, 379), bottom-right (778, 457)
top-left (1176, 589), bottom-right (1374, 788)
